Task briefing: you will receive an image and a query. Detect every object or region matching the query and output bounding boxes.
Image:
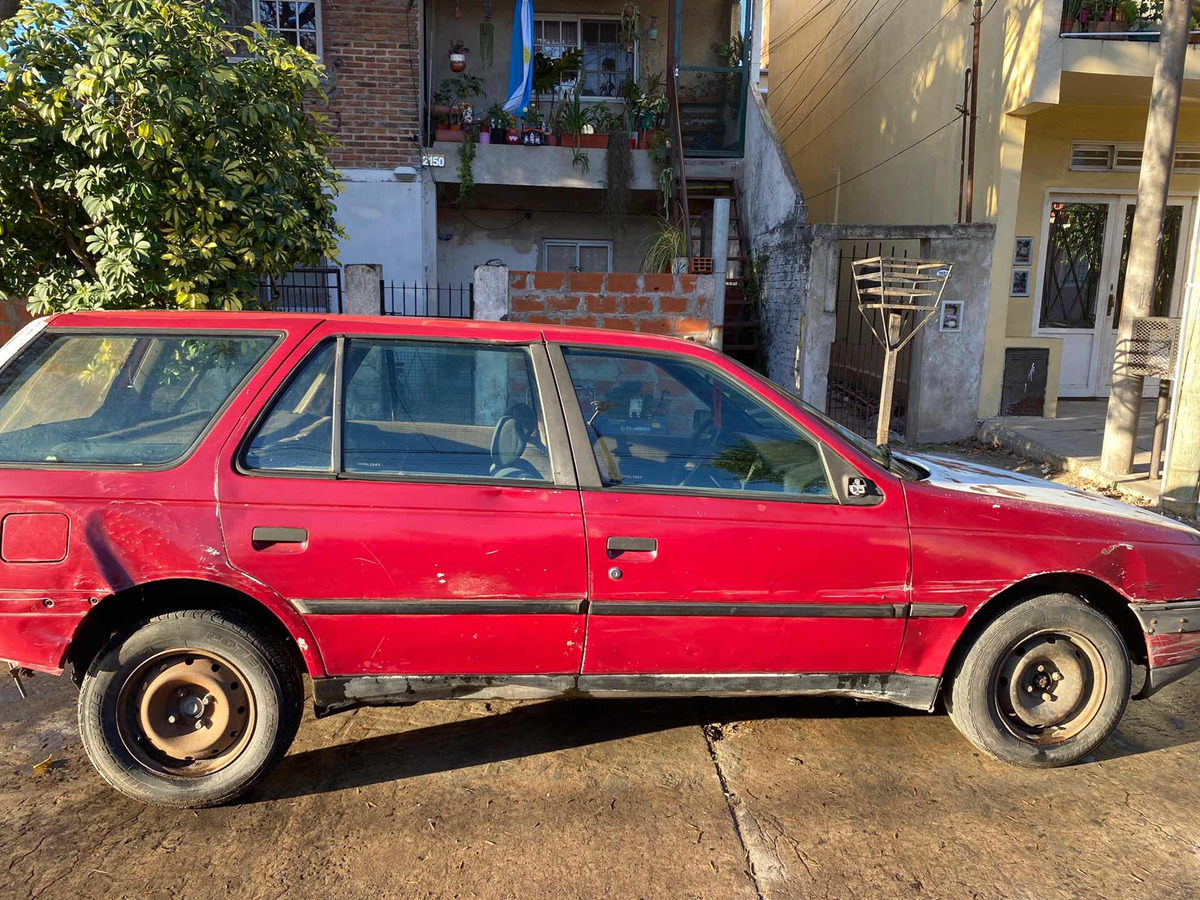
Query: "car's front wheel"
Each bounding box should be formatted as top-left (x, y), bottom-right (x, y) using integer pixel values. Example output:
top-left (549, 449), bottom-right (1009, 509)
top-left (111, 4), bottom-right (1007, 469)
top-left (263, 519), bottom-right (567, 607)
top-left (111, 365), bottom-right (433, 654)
top-left (946, 593), bottom-right (1131, 767)
top-left (78, 609), bottom-right (303, 807)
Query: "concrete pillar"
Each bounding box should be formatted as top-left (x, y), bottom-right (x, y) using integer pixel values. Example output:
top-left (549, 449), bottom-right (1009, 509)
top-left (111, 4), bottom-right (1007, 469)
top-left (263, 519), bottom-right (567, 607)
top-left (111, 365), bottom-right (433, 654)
top-left (710, 198), bottom-right (731, 350)
top-left (344, 264), bottom-right (383, 316)
top-left (1162, 254), bottom-right (1200, 518)
top-left (473, 262), bottom-right (510, 321)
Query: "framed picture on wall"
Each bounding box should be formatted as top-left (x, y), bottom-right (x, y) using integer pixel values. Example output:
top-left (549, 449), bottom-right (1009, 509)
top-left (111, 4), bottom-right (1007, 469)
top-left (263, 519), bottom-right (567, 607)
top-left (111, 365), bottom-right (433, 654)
top-left (939, 299), bottom-right (964, 332)
top-left (1013, 236), bottom-right (1034, 266)
top-left (1011, 267), bottom-right (1031, 297)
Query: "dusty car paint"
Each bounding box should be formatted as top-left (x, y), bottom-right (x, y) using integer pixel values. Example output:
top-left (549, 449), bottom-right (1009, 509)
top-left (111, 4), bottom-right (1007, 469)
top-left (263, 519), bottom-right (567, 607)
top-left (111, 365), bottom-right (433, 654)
top-left (1, 311), bottom-right (1198, 712)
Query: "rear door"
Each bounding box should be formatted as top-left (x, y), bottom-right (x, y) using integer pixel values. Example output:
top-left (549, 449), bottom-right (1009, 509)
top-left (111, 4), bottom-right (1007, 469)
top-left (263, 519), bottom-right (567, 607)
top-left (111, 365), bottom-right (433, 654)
top-left (218, 321), bottom-right (588, 676)
top-left (547, 337), bottom-right (911, 676)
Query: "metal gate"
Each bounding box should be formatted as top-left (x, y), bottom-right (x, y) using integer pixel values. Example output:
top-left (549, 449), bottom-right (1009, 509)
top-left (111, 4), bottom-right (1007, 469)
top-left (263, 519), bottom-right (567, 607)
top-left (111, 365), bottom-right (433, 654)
top-left (258, 267), bottom-right (343, 313)
top-left (380, 282), bottom-right (473, 318)
top-left (825, 241), bottom-right (919, 441)
top-left (672, 0), bottom-right (751, 156)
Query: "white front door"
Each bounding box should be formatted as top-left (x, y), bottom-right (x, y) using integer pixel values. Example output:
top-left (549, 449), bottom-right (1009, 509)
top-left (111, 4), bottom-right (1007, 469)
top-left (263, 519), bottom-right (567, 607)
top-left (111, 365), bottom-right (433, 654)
top-left (1035, 193), bottom-right (1193, 398)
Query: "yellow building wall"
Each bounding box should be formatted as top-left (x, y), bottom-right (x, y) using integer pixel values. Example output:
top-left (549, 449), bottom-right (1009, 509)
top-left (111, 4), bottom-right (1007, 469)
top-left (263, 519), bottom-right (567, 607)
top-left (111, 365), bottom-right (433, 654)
top-left (977, 103), bottom-right (1200, 416)
top-left (765, 0), bottom-right (1033, 225)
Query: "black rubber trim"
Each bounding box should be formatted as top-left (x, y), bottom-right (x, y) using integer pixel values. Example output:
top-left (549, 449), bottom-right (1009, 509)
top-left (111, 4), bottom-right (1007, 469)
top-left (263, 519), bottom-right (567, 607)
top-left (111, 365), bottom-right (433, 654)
top-left (251, 527), bottom-right (308, 544)
top-left (607, 537), bottom-right (658, 553)
top-left (292, 598), bottom-right (586, 616)
top-left (908, 603), bottom-right (967, 618)
top-left (589, 601), bottom-right (906, 618)
top-left (1131, 600), bottom-right (1200, 634)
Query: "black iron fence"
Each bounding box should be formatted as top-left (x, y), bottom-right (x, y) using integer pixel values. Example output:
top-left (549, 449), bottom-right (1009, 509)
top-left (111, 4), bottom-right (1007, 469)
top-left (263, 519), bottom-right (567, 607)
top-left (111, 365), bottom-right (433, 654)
top-left (258, 267), bottom-right (342, 313)
top-left (825, 242), bottom-right (916, 441)
top-left (380, 281), bottom-right (474, 318)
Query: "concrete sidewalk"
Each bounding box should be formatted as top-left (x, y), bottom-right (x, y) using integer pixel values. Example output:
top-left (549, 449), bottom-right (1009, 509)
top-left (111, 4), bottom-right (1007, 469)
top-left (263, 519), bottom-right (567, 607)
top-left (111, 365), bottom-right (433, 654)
top-left (978, 399), bottom-right (1163, 504)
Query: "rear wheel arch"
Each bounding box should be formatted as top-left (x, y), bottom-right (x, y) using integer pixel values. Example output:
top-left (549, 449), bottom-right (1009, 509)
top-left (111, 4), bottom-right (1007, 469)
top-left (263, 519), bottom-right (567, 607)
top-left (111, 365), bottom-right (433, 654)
top-left (943, 572), bottom-right (1147, 687)
top-left (64, 578), bottom-right (320, 687)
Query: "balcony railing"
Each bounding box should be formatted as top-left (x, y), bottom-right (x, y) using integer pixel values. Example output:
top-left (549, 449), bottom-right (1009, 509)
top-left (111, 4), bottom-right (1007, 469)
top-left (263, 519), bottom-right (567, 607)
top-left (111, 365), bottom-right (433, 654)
top-left (1060, 1), bottom-right (1200, 39)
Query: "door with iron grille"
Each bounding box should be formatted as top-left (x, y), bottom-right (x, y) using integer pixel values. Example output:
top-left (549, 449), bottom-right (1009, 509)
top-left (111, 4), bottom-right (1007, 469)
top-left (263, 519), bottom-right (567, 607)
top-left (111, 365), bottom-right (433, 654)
top-left (672, 0), bottom-right (751, 157)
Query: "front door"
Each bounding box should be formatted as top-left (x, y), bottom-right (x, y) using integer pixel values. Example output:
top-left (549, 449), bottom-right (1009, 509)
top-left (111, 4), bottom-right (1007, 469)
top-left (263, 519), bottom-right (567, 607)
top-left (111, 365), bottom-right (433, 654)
top-left (549, 341), bottom-right (911, 677)
top-left (218, 324), bottom-right (588, 676)
top-left (1036, 194), bottom-right (1192, 397)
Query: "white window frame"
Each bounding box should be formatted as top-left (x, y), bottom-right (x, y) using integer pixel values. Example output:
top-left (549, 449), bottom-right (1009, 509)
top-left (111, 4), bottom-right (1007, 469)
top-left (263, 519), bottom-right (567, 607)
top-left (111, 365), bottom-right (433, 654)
top-left (1069, 140), bottom-right (1200, 173)
top-left (542, 239), bottom-right (614, 271)
top-left (222, 0), bottom-right (323, 58)
top-left (533, 15), bottom-right (638, 102)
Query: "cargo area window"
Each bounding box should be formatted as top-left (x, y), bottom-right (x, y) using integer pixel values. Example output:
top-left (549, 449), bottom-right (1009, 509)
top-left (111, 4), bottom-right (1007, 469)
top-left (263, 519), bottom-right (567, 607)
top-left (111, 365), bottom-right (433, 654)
top-left (0, 332), bottom-right (275, 467)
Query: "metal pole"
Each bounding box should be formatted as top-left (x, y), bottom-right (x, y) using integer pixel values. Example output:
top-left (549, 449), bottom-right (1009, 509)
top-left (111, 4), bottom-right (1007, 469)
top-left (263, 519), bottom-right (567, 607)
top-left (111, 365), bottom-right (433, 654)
top-left (710, 197), bottom-right (731, 350)
top-left (1101, 0), bottom-right (1190, 476)
top-left (876, 313), bottom-right (903, 445)
top-left (958, 68), bottom-right (971, 224)
top-left (964, 0), bottom-right (981, 223)
top-left (1150, 378), bottom-right (1171, 479)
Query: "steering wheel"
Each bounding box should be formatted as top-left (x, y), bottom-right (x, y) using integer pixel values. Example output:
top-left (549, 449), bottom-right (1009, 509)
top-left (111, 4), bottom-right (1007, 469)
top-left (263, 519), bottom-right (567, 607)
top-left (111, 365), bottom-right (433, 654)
top-left (678, 415), bottom-right (721, 487)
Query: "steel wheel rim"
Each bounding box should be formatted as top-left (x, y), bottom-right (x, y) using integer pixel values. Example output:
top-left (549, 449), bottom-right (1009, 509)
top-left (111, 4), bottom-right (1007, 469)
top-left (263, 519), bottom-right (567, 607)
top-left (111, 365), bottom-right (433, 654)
top-left (990, 629), bottom-right (1107, 745)
top-left (116, 649), bottom-right (256, 777)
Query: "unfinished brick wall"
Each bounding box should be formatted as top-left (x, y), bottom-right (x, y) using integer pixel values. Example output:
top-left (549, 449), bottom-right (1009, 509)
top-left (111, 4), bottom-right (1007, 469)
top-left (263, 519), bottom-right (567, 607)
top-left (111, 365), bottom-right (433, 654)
top-left (320, 0), bottom-right (420, 169)
top-left (506, 272), bottom-right (715, 339)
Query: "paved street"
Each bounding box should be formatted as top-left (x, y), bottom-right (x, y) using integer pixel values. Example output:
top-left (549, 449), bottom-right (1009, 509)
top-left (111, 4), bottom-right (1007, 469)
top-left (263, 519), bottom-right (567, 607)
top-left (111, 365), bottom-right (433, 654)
top-left (3, 666), bottom-right (1199, 899)
top-left (2, 446), bottom-right (1199, 899)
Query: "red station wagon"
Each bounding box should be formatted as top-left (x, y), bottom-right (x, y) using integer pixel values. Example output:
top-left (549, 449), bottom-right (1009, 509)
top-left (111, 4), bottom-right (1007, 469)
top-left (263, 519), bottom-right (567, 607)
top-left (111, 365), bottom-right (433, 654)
top-left (1, 311), bottom-right (1199, 807)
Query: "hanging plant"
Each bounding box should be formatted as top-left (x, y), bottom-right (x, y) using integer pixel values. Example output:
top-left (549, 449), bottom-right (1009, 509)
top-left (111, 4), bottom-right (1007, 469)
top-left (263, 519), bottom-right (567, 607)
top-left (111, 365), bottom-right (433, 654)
top-left (456, 128), bottom-right (477, 208)
top-left (619, 4), bottom-right (640, 53)
top-left (449, 39), bottom-right (469, 73)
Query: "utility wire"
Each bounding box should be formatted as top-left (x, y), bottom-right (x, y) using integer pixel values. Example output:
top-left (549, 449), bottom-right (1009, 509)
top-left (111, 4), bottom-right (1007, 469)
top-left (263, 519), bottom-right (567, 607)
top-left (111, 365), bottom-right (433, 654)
top-left (772, 0), bottom-right (888, 127)
top-left (803, 116), bottom-right (961, 201)
top-left (767, 0), bottom-right (843, 53)
top-left (783, 0), bottom-right (961, 149)
top-left (776, 0), bottom-right (906, 137)
top-left (768, 0), bottom-right (862, 101)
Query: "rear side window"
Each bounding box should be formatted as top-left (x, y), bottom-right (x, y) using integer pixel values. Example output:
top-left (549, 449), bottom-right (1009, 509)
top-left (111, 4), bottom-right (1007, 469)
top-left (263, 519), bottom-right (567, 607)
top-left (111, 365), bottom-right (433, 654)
top-left (0, 332), bottom-right (274, 466)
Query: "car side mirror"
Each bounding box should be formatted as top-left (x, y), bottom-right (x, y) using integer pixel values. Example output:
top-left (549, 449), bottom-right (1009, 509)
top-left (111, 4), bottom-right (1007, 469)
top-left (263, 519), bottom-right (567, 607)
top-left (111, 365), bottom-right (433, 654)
top-left (842, 474), bottom-right (883, 505)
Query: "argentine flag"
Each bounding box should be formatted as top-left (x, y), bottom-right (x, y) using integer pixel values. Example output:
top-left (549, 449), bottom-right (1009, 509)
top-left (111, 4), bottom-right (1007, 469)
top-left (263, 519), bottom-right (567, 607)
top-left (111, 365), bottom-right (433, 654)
top-left (503, 0), bottom-right (534, 115)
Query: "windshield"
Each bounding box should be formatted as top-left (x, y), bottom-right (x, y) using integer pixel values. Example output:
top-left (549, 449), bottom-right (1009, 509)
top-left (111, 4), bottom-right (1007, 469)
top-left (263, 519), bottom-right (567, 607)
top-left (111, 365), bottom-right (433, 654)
top-left (728, 359), bottom-right (925, 479)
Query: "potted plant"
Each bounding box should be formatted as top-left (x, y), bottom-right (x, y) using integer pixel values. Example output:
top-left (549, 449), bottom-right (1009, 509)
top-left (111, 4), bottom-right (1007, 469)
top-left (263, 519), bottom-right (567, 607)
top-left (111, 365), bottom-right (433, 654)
top-left (522, 107), bottom-right (547, 145)
top-left (449, 39), bottom-right (469, 73)
top-left (486, 103), bottom-right (512, 144)
top-left (1061, 0), bottom-right (1084, 33)
top-left (586, 105), bottom-right (620, 148)
top-left (556, 91), bottom-right (595, 165)
top-left (433, 83), bottom-right (458, 142)
top-left (642, 218), bottom-right (687, 274)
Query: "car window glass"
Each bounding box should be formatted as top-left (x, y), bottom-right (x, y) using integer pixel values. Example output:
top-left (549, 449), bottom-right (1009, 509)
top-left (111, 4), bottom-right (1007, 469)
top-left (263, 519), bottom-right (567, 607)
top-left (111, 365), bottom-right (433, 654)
top-left (561, 347), bottom-right (831, 497)
top-left (243, 341), bottom-right (336, 472)
top-left (342, 339), bottom-right (551, 482)
top-left (0, 333), bottom-right (273, 466)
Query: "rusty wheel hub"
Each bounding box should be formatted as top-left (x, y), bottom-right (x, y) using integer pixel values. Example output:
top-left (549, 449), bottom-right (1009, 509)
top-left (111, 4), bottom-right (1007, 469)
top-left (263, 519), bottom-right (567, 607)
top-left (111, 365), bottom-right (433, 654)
top-left (117, 650), bottom-right (256, 776)
top-left (992, 630), bottom-right (1106, 745)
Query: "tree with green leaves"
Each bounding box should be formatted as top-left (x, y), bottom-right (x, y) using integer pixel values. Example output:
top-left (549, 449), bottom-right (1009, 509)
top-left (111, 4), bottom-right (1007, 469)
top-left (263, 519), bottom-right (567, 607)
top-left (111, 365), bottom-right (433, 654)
top-left (0, 0), bottom-right (344, 313)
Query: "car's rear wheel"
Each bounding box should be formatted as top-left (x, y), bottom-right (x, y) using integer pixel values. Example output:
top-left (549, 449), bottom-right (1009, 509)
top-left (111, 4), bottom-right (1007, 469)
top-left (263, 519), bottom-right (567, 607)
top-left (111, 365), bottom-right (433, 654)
top-left (78, 609), bottom-right (303, 807)
top-left (946, 593), bottom-right (1130, 767)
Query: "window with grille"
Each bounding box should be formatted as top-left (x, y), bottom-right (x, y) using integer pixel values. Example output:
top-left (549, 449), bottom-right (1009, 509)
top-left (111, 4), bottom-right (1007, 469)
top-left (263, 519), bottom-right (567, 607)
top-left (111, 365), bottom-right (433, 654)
top-left (543, 240), bottom-right (613, 272)
top-left (1069, 141), bottom-right (1200, 173)
top-left (216, 0), bottom-right (321, 55)
top-left (534, 17), bottom-right (635, 99)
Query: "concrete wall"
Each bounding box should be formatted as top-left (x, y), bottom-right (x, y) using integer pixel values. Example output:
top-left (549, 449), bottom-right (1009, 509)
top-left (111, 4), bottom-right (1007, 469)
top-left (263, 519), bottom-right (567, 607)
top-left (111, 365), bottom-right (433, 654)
top-left (741, 90), bottom-right (810, 395)
top-left (436, 208), bottom-right (661, 285)
top-left (778, 223), bottom-right (995, 442)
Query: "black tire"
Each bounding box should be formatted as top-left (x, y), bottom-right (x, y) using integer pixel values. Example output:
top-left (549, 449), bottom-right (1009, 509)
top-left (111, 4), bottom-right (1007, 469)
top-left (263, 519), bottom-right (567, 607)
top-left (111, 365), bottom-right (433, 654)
top-left (946, 593), bottom-right (1131, 767)
top-left (77, 609), bottom-right (303, 807)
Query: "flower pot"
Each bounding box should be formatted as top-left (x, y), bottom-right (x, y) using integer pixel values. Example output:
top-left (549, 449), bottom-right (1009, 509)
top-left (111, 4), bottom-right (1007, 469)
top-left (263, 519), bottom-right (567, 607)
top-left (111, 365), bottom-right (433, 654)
top-left (506, 130), bottom-right (521, 144)
top-left (547, 134), bottom-right (559, 146)
top-left (435, 128), bottom-right (463, 142)
top-left (579, 133), bottom-right (608, 149)
top-left (1060, 17), bottom-right (1077, 33)
top-left (490, 126), bottom-right (508, 144)
top-left (450, 123), bottom-right (462, 131)
top-left (1191, 32), bottom-right (1200, 44)
top-left (449, 52), bottom-right (467, 72)
top-left (522, 128), bottom-right (546, 146)
top-left (479, 130), bottom-right (491, 144)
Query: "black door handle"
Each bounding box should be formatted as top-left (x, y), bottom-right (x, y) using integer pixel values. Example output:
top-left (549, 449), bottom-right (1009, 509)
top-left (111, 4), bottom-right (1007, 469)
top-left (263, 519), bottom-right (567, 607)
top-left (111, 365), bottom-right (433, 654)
top-left (252, 527), bottom-right (308, 545)
top-left (606, 536), bottom-right (657, 553)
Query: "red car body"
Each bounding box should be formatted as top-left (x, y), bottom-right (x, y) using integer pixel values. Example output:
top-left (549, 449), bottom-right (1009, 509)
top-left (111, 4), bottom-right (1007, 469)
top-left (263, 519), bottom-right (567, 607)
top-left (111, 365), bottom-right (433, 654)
top-left (2, 311), bottom-right (1199, 717)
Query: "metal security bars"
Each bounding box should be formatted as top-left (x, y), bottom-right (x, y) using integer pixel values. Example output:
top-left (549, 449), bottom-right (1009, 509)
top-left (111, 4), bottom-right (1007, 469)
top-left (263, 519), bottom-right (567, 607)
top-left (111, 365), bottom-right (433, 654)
top-left (258, 267), bottom-right (343, 313)
top-left (825, 243), bottom-right (917, 441)
top-left (380, 282), bottom-right (474, 318)
top-left (671, 0), bottom-right (751, 157)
